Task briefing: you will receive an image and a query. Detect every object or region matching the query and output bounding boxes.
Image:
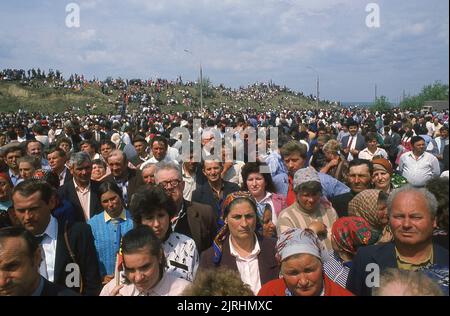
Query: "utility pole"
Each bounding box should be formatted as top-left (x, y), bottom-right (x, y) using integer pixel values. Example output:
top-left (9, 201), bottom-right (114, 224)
top-left (316, 75), bottom-right (320, 110)
top-left (200, 63), bottom-right (203, 111)
top-left (375, 84), bottom-right (378, 101)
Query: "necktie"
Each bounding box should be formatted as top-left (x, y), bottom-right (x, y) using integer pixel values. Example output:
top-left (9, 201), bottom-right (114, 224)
top-left (35, 234), bottom-right (49, 279)
top-left (347, 136), bottom-right (354, 150)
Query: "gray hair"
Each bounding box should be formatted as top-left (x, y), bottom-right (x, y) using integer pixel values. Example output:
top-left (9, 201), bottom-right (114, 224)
top-left (141, 162), bottom-right (156, 171)
top-left (154, 161), bottom-right (182, 183)
top-left (68, 151), bottom-right (92, 168)
top-left (372, 268), bottom-right (443, 296)
top-left (107, 149), bottom-right (127, 165)
top-left (387, 185), bottom-right (438, 218)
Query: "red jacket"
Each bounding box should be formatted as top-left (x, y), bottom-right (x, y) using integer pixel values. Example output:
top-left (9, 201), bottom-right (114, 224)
top-left (258, 275), bottom-right (354, 296)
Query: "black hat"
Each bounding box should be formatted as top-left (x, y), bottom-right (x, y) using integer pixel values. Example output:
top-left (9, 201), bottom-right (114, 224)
top-left (345, 118), bottom-right (359, 127)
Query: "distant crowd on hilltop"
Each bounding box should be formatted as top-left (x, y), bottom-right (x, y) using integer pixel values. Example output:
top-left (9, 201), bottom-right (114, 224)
top-left (0, 68), bottom-right (449, 297)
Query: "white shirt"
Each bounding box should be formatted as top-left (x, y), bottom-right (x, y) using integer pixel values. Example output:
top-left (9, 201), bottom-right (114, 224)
top-left (182, 165), bottom-right (196, 202)
top-left (163, 232), bottom-right (199, 282)
top-left (222, 161), bottom-right (245, 186)
top-left (140, 155), bottom-right (179, 170)
top-left (38, 216), bottom-right (58, 282)
top-left (100, 271), bottom-right (190, 296)
top-left (399, 151), bottom-right (441, 187)
top-left (256, 192), bottom-right (278, 226)
top-left (358, 147), bottom-right (388, 161)
top-left (229, 236), bottom-right (262, 295)
top-left (59, 168), bottom-right (68, 187)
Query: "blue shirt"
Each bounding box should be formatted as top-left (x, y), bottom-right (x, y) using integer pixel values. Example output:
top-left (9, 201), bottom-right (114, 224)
top-left (88, 210), bottom-right (134, 277)
top-left (277, 172), bottom-right (350, 199)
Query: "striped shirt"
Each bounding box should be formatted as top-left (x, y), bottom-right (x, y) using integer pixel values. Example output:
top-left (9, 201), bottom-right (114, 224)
top-left (276, 199), bottom-right (338, 251)
top-left (323, 251), bottom-right (351, 289)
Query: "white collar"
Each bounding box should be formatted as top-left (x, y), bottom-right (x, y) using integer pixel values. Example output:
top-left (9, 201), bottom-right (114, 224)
top-left (229, 235), bottom-right (261, 259)
top-left (40, 216), bottom-right (58, 241)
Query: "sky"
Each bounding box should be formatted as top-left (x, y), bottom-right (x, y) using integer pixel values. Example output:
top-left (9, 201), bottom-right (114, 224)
top-left (0, 0), bottom-right (448, 103)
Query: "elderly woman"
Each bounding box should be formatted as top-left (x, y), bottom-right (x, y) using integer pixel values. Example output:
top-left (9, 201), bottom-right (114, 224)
top-left (320, 139), bottom-right (349, 183)
top-left (88, 181), bottom-right (134, 285)
top-left (100, 226), bottom-right (190, 296)
top-left (324, 217), bottom-right (379, 288)
top-left (277, 167), bottom-right (339, 251)
top-left (199, 192), bottom-right (280, 295)
top-left (18, 156), bottom-right (41, 181)
top-left (91, 159), bottom-right (108, 181)
top-left (371, 157), bottom-right (407, 194)
top-left (130, 185), bottom-right (199, 282)
top-left (348, 189), bottom-right (393, 243)
top-left (241, 161), bottom-right (286, 238)
top-left (258, 228), bottom-right (353, 296)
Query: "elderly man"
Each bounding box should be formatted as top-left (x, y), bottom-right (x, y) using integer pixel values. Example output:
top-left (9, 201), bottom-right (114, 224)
top-left (0, 226), bottom-right (78, 296)
top-left (104, 149), bottom-right (144, 207)
top-left (154, 162), bottom-right (217, 253)
top-left (59, 152), bottom-right (102, 222)
top-left (276, 167), bottom-right (339, 251)
top-left (347, 185), bottom-right (449, 296)
top-left (25, 140), bottom-right (50, 171)
top-left (12, 180), bottom-right (101, 295)
top-left (399, 136), bottom-right (440, 187)
top-left (331, 158), bottom-right (373, 217)
top-left (191, 158), bottom-right (240, 216)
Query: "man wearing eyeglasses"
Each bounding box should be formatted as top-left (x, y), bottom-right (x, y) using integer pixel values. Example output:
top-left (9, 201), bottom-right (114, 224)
top-left (154, 162), bottom-right (217, 254)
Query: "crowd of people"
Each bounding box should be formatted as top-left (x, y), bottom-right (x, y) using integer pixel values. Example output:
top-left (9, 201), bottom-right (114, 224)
top-left (0, 77), bottom-right (449, 297)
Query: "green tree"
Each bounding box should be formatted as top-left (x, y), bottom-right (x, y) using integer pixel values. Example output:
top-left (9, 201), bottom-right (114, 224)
top-left (400, 81), bottom-right (449, 110)
top-left (371, 95), bottom-right (391, 112)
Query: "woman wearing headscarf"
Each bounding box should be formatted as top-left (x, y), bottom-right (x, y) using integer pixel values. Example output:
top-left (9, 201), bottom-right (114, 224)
top-left (0, 172), bottom-right (13, 212)
top-left (371, 157), bottom-right (407, 194)
top-left (258, 228), bottom-right (353, 296)
top-left (324, 217), bottom-right (379, 288)
top-left (198, 191), bottom-right (279, 295)
top-left (348, 189), bottom-right (393, 244)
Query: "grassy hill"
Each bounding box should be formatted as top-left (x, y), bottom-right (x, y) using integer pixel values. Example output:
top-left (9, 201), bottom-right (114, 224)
top-left (0, 79), bottom-right (327, 114)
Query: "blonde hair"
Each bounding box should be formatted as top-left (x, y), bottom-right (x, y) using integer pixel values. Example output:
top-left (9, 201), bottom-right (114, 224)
top-left (323, 139), bottom-right (341, 155)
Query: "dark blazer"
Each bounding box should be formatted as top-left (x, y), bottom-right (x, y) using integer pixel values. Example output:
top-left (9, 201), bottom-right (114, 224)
top-left (40, 277), bottom-right (80, 296)
top-left (53, 219), bottom-right (102, 296)
top-left (103, 168), bottom-right (144, 207)
top-left (59, 180), bottom-right (103, 222)
top-left (347, 242), bottom-right (449, 296)
top-left (330, 191), bottom-right (355, 218)
top-left (191, 181), bottom-right (240, 215)
top-left (199, 235), bottom-right (280, 286)
top-left (341, 134), bottom-right (366, 154)
top-left (62, 167), bottom-right (73, 185)
top-left (175, 200), bottom-right (218, 254)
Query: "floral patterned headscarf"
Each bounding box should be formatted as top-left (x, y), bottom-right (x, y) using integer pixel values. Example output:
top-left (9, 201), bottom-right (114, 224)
top-left (331, 216), bottom-right (378, 255)
top-left (212, 191), bottom-right (258, 264)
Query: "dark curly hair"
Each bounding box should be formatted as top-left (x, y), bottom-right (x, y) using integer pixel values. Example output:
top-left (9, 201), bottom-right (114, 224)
top-left (129, 185), bottom-right (177, 225)
top-left (240, 161), bottom-right (277, 193)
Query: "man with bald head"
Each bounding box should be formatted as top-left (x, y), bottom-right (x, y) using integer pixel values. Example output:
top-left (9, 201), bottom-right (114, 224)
top-left (347, 185), bottom-right (449, 296)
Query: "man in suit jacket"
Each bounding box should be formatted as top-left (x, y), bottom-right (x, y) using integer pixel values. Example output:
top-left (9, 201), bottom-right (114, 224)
top-left (47, 147), bottom-right (72, 187)
top-left (104, 149), bottom-right (144, 207)
top-left (347, 185), bottom-right (449, 296)
top-left (191, 159), bottom-right (240, 217)
top-left (0, 226), bottom-right (79, 296)
top-left (340, 119), bottom-right (366, 162)
top-left (11, 180), bottom-right (102, 296)
top-left (154, 162), bottom-right (218, 253)
top-left (59, 152), bottom-right (102, 222)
